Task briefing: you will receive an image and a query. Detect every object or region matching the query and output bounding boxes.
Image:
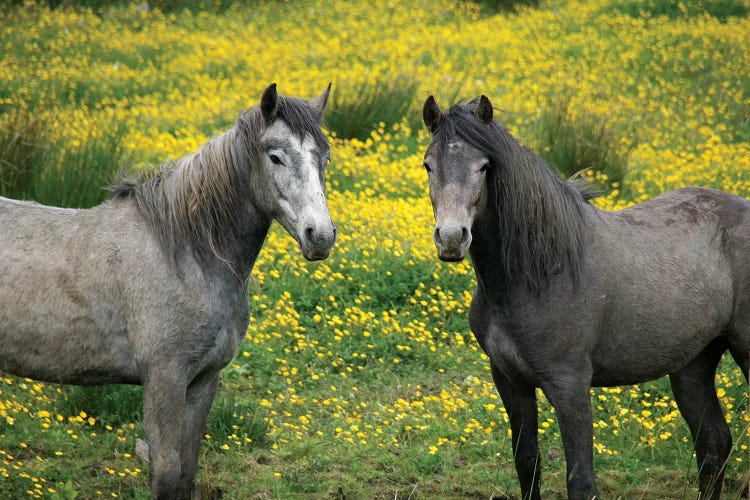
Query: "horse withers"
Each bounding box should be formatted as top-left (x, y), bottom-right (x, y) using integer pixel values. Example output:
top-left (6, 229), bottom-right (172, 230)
top-left (0, 83), bottom-right (336, 499)
top-left (422, 94), bottom-right (749, 499)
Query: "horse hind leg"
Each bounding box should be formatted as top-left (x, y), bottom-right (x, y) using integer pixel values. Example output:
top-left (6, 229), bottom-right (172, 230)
top-left (669, 337), bottom-right (732, 500)
top-left (727, 297), bottom-right (749, 382)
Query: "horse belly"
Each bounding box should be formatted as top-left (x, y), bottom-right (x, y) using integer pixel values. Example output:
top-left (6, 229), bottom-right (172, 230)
top-left (0, 303), bottom-right (138, 384)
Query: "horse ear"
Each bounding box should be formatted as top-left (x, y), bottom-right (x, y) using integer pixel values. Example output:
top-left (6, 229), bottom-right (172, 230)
top-left (475, 95), bottom-right (493, 125)
top-left (261, 83), bottom-right (278, 123)
top-left (423, 95), bottom-right (443, 133)
top-left (310, 82), bottom-right (331, 114)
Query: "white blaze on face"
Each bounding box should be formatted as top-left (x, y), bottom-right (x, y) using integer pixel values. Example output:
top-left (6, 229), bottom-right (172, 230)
top-left (261, 120), bottom-right (336, 260)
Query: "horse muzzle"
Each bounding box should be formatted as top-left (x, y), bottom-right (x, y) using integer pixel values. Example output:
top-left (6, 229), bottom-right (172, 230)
top-left (299, 222), bottom-right (337, 261)
top-left (433, 222), bottom-right (471, 262)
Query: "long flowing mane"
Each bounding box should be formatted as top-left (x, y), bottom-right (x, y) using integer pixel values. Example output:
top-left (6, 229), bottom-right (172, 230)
top-left (110, 96), bottom-right (326, 272)
top-left (436, 100), bottom-right (592, 293)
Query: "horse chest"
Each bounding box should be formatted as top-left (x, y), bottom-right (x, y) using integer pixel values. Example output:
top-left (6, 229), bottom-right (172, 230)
top-left (469, 301), bottom-right (537, 382)
top-left (199, 314), bottom-right (247, 371)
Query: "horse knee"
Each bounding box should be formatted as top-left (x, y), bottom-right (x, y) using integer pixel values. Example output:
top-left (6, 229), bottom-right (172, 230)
top-left (697, 424), bottom-right (732, 467)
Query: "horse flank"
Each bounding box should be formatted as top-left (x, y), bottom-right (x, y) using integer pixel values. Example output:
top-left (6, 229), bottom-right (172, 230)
top-left (435, 100), bottom-right (592, 293)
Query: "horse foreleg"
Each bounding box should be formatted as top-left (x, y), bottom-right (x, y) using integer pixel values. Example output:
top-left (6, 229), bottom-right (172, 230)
top-left (143, 366), bottom-right (187, 500)
top-left (670, 338), bottom-right (731, 500)
top-left (178, 372), bottom-right (220, 498)
top-left (491, 365), bottom-right (541, 500)
top-left (541, 372), bottom-right (596, 500)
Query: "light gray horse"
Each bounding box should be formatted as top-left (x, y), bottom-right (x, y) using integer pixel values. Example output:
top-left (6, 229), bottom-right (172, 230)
top-left (0, 83), bottom-right (336, 499)
top-left (422, 95), bottom-right (749, 499)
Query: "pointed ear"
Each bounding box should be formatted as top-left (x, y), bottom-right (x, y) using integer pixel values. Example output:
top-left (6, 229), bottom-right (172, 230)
top-left (310, 82), bottom-right (331, 114)
top-left (261, 83), bottom-right (278, 123)
top-left (475, 95), bottom-right (493, 125)
top-left (423, 95), bottom-right (443, 133)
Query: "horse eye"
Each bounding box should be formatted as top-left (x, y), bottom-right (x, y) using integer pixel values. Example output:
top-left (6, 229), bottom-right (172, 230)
top-left (269, 154), bottom-right (283, 166)
top-left (479, 162), bottom-right (489, 173)
top-left (423, 162), bottom-right (432, 173)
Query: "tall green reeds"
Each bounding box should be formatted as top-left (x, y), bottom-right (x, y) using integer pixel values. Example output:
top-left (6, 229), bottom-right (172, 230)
top-left (326, 75), bottom-right (418, 141)
top-left (0, 106), bottom-right (127, 208)
top-left (533, 95), bottom-right (634, 189)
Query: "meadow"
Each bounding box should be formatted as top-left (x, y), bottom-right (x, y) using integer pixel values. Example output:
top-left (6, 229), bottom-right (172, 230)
top-left (1, 0), bottom-right (749, 498)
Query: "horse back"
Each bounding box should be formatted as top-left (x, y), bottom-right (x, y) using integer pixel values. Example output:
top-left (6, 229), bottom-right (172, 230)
top-left (613, 187), bottom-right (750, 292)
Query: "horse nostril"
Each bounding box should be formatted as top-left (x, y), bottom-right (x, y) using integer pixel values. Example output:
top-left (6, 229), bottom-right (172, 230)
top-left (461, 226), bottom-right (469, 244)
top-left (433, 227), bottom-right (443, 246)
top-left (304, 226), bottom-right (315, 243)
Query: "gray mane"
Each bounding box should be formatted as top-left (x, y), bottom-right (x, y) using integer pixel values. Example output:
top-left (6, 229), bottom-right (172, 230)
top-left (436, 100), bottom-right (592, 293)
top-left (110, 96), bottom-right (325, 273)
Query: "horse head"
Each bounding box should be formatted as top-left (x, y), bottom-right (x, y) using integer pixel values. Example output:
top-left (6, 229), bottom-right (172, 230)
top-left (256, 83), bottom-right (336, 261)
top-left (422, 94), bottom-right (494, 261)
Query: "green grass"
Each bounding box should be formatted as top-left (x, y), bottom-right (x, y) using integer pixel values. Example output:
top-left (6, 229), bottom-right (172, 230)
top-left (0, 106), bottom-right (53, 199)
top-left (4, 0), bottom-right (241, 14)
top-left (326, 74), bottom-right (419, 141)
top-left (472, 0), bottom-right (541, 16)
top-left (55, 385), bottom-right (143, 428)
top-left (205, 395), bottom-right (270, 449)
top-left (533, 93), bottom-right (634, 189)
top-left (0, 105), bottom-right (128, 208)
top-left (613, 0), bottom-right (750, 22)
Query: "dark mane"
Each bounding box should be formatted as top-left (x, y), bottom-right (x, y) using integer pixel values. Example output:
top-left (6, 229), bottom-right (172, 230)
top-left (435, 99), bottom-right (591, 293)
top-left (110, 96), bottom-right (326, 273)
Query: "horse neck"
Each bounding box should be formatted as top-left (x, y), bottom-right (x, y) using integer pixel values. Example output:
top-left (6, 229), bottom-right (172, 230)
top-left (165, 125), bottom-right (271, 280)
top-left (469, 139), bottom-right (592, 297)
top-left (469, 209), bottom-right (507, 298)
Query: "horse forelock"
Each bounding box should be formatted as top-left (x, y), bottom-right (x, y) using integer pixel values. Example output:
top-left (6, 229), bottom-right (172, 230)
top-left (435, 100), bottom-right (590, 294)
top-left (275, 96), bottom-right (328, 153)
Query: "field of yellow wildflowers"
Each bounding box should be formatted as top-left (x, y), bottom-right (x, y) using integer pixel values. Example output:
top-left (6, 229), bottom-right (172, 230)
top-left (1, 0), bottom-right (749, 498)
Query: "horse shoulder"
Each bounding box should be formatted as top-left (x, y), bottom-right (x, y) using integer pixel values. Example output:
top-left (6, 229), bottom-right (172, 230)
top-left (468, 286), bottom-right (546, 383)
top-left (122, 246), bottom-right (249, 376)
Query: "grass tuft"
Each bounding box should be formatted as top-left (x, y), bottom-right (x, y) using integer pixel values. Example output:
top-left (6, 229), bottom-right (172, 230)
top-left (326, 75), bottom-right (418, 141)
top-left (4, 0), bottom-right (241, 14)
top-left (0, 106), bottom-right (128, 208)
top-left (0, 105), bottom-right (52, 199)
top-left (205, 394), bottom-right (270, 449)
top-left (533, 95), bottom-right (634, 189)
top-left (612, 0), bottom-right (750, 22)
top-left (471, 0), bottom-right (540, 16)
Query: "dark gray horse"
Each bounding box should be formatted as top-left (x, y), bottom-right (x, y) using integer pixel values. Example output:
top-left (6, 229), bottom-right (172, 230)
top-left (0, 83), bottom-right (336, 499)
top-left (422, 95), bottom-right (749, 500)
